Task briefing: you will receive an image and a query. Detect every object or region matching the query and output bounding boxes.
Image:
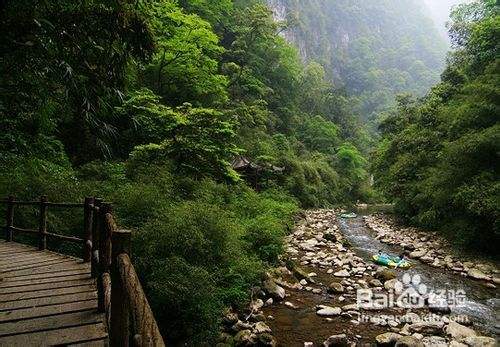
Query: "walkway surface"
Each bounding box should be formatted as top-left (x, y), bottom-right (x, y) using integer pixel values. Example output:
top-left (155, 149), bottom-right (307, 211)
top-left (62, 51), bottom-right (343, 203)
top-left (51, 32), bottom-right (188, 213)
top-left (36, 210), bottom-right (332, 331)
top-left (0, 240), bottom-right (108, 346)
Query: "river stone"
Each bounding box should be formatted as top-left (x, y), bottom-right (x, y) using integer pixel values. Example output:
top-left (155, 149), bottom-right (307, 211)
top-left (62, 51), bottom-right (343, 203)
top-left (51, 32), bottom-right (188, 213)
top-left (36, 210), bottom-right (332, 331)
top-left (323, 334), bottom-right (348, 347)
top-left (467, 268), bottom-right (490, 281)
top-left (316, 306), bottom-right (342, 316)
top-left (462, 336), bottom-right (497, 347)
top-left (375, 267), bottom-right (397, 281)
top-left (328, 281), bottom-right (345, 293)
top-left (395, 336), bottom-right (424, 347)
top-left (408, 321), bottom-right (444, 335)
top-left (449, 342), bottom-right (467, 347)
top-left (376, 332), bottom-right (402, 346)
top-left (262, 279), bottom-right (285, 300)
top-left (334, 269), bottom-right (350, 277)
top-left (253, 321), bottom-right (271, 334)
top-left (445, 321), bottom-right (476, 340)
top-left (234, 329), bottom-right (256, 346)
top-left (409, 249), bottom-right (427, 259)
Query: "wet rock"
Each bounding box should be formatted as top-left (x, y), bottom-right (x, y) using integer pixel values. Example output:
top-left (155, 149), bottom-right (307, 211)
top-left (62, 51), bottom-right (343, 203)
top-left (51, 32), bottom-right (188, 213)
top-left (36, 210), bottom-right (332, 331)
top-left (333, 269), bottom-right (350, 277)
top-left (394, 336), bottom-right (424, 347)
top-left (327, 282), bottom-right (344, 294)
top-left (253, 321), bottom-right (271, 334)
top-left (375, 332), bottom-right (402, 346)
top-left (262, 279), bottom-right (285, 301)
top-left (312, 288), bottom-right (322, 294)
top-left (234, 329), bottom-right (256, 346)
top-left (323, 333), bottom-right (348, 347)
top-left (299, 279), bottom-right (308, 285)
top-left (265, 298), bottom-right (273, 306)
top-left (304, 342), bottom-right (314, 347)
top-left (375, 267), bottom-right (397, 281)
top-left (284, 301), bottom-right (298, 309)
top-left (462, 336), bottom-right (497, 347)
top-left (408, 321), bottom-right (444, 335)
top-left (316, 305), bottom-right (342, 316)
top-left (445, 321), bottom-right (476, 341)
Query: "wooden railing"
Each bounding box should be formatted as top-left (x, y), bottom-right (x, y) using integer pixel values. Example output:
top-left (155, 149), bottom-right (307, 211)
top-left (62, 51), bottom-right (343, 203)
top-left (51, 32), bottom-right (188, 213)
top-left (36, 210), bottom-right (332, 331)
top-left (1, 196), bottom-right (165, 346)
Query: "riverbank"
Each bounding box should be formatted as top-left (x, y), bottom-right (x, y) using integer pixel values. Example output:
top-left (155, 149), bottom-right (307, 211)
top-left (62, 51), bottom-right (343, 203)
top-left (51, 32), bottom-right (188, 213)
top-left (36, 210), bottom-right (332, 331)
top-left (218, 210), bottom-right (498, 346)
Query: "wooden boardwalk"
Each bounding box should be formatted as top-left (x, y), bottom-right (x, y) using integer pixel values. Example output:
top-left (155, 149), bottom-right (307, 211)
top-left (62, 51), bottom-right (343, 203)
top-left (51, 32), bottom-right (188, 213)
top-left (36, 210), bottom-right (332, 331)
top-left (0, 240), bottom-right (107, 346)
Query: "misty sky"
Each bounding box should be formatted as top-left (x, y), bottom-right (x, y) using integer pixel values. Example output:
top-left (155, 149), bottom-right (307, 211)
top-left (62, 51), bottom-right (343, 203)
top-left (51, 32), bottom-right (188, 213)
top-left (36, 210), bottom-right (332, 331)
top-left (422, 0), bottom-right (473, 42)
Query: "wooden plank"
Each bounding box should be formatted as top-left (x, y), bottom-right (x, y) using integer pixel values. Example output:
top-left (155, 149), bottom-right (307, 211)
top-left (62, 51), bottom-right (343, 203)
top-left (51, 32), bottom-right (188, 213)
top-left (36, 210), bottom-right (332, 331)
top-left (0, 254), bottom-right (70, 268)
top-left (0, 291), bottom-right (97, 311)
top-left (4, 269), bottom-right (90, 282)
top-left (68, 339), bottom-right (107, 347)
top-left (0, 278), bottom-right (94, 295)
top-left (0, 309), bottom-right (103, 336)
top-left (0, 284), bottom-right (95, 302)
top-left (0, 259), bottom-right (79, 273)
top-left (1, 273), bottom-right (91, 288)
top-left (0, 299), bottom-right (97, 322)
top-left (3, 264), bottom-right (89, 279)
top-left (0, 322), bottom-right (107, 346)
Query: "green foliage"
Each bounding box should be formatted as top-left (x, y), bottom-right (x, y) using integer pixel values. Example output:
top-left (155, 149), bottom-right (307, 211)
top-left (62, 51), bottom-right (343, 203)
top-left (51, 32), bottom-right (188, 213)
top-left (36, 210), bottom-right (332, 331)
top-left (1, 0), bottom-right (376, 344)
top-left (372, 0), bottom-right (499, 253)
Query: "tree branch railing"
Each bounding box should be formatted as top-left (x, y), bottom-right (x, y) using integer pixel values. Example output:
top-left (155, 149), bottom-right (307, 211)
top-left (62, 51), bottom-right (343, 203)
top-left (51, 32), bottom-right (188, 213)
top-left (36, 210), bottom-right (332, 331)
top-left (1, 196), bottom-right (165, 346)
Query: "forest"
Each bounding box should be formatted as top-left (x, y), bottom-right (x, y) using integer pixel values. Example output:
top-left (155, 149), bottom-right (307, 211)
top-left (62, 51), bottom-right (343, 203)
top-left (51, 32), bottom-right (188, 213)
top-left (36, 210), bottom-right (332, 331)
top-left (0, 0), bottom-right (498, 345)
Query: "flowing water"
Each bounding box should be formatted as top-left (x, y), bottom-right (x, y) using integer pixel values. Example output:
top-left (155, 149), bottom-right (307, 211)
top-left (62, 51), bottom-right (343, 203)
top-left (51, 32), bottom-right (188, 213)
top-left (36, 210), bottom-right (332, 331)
top-left (338, 216), bottom-right (500, 337)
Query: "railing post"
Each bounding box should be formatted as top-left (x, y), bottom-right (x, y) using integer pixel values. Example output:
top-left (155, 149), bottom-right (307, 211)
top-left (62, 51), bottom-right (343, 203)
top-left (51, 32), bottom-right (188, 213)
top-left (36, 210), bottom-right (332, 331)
top-left (83, 197), bottom-right (94, 262)
top-left (5, 195), bottom-right (14, 241)
top-left (98, 202), bottom-right (113, 313)
top-left (91, 198), bottom-right (102, 278)
top-left (111, 229), bottom-right (131, 347)
top-left (38, 195), bottom-right (47, 250)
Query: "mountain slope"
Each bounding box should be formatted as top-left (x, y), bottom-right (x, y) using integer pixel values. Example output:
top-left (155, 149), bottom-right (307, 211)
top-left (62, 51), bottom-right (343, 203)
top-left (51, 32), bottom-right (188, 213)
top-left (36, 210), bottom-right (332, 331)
top-left (267, 0), bottom-right (448, 124)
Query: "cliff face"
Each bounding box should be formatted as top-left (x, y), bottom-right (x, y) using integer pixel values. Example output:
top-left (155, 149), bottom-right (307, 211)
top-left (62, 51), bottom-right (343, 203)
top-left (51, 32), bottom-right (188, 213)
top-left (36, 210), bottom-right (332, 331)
top-left (266, 0), bottom-right (448, 122)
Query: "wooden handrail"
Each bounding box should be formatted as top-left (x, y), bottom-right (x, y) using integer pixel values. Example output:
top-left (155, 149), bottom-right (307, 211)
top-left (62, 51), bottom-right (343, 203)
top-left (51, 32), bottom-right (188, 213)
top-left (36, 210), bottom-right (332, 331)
top-left (2, 195), bottom-right (165, 345)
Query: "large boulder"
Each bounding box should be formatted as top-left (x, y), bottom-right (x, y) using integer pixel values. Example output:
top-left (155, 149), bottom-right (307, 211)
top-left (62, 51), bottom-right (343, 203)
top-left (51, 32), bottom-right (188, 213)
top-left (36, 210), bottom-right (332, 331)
top-left (376, 332), bottom-right (402, 346)
top-left (408, 321), bottom-right (444, 335)
top-left (394, 336), bottom-right (424, 347)
top-left (323, 334), bottom-right (348, 347)
top-left (462, 336), bottom-right (497, 347)
top-left (445, 321), bottom-right (476, 341)
top-left (262, 279), bottom-right (285, 301)
top-left (375, 267), bottom-right (397, 281)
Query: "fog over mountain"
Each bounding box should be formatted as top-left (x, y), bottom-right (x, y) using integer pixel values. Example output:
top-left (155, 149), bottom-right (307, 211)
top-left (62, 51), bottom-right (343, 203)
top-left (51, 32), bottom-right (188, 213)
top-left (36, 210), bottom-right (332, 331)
top-left (422, 0), bottom-right (473, 42)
